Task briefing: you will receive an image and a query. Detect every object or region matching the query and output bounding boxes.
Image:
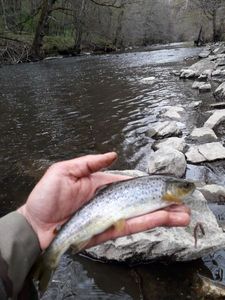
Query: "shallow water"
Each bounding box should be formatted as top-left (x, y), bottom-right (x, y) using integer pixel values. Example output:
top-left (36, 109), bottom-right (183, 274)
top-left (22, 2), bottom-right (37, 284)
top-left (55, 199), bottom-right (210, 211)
top-left (1, 44), bottom-right (225, 299)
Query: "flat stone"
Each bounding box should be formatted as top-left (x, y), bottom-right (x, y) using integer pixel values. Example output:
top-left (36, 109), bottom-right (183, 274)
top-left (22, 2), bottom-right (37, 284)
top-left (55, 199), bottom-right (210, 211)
top-left (210, 102), bottom-right (225, 109)
top-left (199, 83), bottom-right (212, 92)
top-left (186, 142), bottom-right (225, 163)
top-left (148, 148), bottom-right (186, 177)
top-left (199, 50), bottom-right (211, 59)
top-left (214, 82), bottom-right (225, 101)
top-left (190, 127), bottom-right (217, 143)
top-left (204, 109), bottom-right (225, 128)
top-left (192, 81), bottom-right (204, 89)
top-left (147, 121), bottom-right (183, 139)
top-left (86, 189), bottom-right (225, 263)
top-left (162, 107), bottom-right (184, 121)
top-left (198, 184), bottom-right (225, 203)
top-left (140, 77), bottom-right (156, 83)
top-left (153, 137), bottom-right (186, 152)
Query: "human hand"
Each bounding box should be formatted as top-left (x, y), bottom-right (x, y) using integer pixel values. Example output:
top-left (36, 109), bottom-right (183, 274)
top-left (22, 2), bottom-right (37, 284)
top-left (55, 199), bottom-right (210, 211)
top-left (18, 152), bottom-right (190, 251)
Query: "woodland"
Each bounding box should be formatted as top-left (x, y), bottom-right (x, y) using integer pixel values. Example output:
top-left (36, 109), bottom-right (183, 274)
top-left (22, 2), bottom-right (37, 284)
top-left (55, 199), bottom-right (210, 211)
top-left (0, 0), bottom-right (225, 63)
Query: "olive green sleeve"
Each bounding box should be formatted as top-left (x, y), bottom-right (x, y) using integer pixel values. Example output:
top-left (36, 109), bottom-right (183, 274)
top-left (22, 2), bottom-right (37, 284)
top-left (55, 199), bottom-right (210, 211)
top-left (0, 212), bottom-right (41, 299)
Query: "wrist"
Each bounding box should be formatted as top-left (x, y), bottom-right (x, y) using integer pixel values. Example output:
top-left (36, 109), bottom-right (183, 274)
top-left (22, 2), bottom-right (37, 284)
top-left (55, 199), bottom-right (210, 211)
top-left (17, 205), bottom-right (55, 250)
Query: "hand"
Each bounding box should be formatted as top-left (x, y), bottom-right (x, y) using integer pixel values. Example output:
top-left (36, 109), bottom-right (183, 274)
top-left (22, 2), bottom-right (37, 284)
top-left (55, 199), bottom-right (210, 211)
top-left (18, 152), bottom-right (190, 251)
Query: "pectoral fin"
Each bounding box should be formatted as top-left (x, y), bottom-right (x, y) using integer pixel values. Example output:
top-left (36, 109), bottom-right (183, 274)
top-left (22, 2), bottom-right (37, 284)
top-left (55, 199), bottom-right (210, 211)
top-left (114, 219), bottom-right (126, 232)
top-left (71, 239), bottom-right (91, 254)
top-left (162, 192), bottom-right (182, 204)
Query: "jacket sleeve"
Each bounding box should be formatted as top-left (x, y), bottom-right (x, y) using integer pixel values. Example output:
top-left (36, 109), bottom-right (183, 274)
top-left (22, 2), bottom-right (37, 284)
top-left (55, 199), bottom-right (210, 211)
top-left (0, 212), bottom-right (41, 299)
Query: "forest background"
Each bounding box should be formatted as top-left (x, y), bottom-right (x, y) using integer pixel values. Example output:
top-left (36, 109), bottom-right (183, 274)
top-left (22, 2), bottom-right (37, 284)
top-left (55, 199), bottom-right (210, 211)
top-left (0, 0), bottom-right (225, 63)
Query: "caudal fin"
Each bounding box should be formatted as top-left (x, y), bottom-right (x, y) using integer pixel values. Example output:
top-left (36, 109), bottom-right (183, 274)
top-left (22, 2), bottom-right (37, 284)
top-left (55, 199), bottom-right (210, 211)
top-left (32, 255), bottom-right (56, 294)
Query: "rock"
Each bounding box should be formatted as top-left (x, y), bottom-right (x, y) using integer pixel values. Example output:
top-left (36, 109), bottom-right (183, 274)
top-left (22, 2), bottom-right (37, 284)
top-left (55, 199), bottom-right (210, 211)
top-left (162, 106), bottom-right (184, 121)
top-left (198, 184), bottom-right (225, 203)
top-left (212, 44), bottom-right (225, 55)
top-left (199, 275), bottom-right (225, 299)
top-left (172, 70), bottom-right (180, 76)
top-left (189, 127), bottom-right (218, 143)
top-left (180, 69), bottom-right (196, 79)
top-left (199, 50), bottom-right (211, 59)
top-left (199, 83), bottom-right (212, 92)
top-left (212, 69), bottom-right (222, 77)
top-left (186, 142), bottom-right (225, 163)
top-left (86, 189), bottom-right (225, 263)
top-left (217, 59), bottom-right (225, 67)
top-left (140, 76), bottom-right (156, 83)
top-left (188, 58), bottom-right (216, 77)
top-left (204, 109), bottom-right (225, 128)
top-left (147, 121), bottom-right (183, 139)
top-left (214, 82), bottom-right (225, 101)
top-left (210, 102), bottom-right (225, 109)
top-left (152, 137), bottom-right (186, 152)
top-left (192, 81), bottom-right (204, 89)
top-left (147, 148), bottom-right (186, 177)
top-left (188, 101), bottom-right (201, 108)
top-left (197, 74), bottom-right (208, 82)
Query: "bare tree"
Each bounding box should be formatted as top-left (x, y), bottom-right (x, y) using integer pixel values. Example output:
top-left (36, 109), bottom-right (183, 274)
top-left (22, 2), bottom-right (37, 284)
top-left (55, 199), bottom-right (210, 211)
top-left (190, 0), bottom-right (225, 41)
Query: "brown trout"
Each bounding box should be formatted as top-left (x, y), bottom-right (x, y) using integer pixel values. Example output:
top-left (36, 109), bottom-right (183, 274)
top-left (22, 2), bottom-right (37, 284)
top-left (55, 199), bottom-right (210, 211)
top-left (34, 175), bottom-right (195, 291)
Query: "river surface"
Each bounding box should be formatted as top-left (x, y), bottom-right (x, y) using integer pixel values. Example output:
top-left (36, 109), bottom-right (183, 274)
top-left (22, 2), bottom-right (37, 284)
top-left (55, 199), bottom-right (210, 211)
top-left (1, 44), bottom-right (225, 299)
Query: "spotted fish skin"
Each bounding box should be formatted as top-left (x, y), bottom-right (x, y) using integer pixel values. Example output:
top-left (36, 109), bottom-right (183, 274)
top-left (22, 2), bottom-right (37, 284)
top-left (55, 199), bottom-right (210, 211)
top-left (35, 175), bottom-right (195, 292)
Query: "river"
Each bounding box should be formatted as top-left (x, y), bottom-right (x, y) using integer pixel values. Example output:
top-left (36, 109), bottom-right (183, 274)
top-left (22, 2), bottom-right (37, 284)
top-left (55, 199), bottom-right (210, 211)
top-left (0, 44), bottom-right (224, 299)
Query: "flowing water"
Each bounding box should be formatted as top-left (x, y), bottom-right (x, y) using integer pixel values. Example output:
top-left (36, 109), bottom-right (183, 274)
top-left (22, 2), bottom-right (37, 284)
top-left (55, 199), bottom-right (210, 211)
top-left (1, 44), bottom-right (225, 299)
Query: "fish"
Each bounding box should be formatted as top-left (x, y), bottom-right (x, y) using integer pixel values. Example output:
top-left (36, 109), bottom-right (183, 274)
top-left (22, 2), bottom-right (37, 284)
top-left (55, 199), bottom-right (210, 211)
top-left (34, 175), bottom-right (195, 292)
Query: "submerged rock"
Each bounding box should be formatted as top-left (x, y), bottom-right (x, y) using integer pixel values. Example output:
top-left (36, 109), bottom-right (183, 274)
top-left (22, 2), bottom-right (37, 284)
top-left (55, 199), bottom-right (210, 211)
top-left (189, 127), bottom-right (218, 143)
top-left (147, 121), bottom-right (183, 139)
top-left (147, 148), bottom-right (186, 177)
top-left (86, 189), bottom-right (225, 263)
top-left (214, 82), bottom-right (225, 101)
top-left (186, 142), bottom-right (225, 163)
top-left (204, 109), bottom-right (225, 128)
top-left (152, 137), bottom-right (186, 152)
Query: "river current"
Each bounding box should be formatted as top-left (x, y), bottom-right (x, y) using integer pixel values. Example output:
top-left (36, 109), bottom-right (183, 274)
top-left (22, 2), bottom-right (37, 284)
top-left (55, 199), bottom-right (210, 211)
top-left (0, 44), bottom-right (224, 299)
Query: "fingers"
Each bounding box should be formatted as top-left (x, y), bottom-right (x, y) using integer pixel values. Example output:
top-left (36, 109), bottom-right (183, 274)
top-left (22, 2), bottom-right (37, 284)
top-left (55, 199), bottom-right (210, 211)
top-left (91, 172), bottom-right (132, 191)
top-left (87, 209), bottom-right (190, 249)
top-left (65, 152), bottom-right (118, 177)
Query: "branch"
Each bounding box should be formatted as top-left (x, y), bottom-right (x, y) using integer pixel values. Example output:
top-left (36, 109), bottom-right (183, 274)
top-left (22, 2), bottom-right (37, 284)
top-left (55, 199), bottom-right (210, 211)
top-left (89, 0), bottom-right (124, 8)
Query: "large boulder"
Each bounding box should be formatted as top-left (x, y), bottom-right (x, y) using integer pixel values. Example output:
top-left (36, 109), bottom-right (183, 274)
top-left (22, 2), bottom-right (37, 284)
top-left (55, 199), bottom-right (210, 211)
top-left (147, 121), bottom-right (183, 139)
top-left (86, 189), bottom-right (225, 263)
top-left (188, 58), bottom-right (216, 77)
top-left (204, 109), bottom-right (225, 128)
top-left (147, 148), bottom-right (186, 177)
top-left (152, 137), bottom-right (186, 152)
top-left (214, 82), bottom-right (225, 101)
top-left (189, 127), bottom-right (218, 143)
top-left (186, 142), bottom-right (225, 163)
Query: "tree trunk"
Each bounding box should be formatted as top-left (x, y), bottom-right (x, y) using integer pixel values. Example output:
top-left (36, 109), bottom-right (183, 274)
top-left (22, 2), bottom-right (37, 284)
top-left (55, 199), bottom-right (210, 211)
top-left (212, 9), bottom-right (217, 42)
top-left (30, 0), bottom-right (57, 59)
top-left (73, 0), bottom-right (86, 54)
top-left (0, 0), bottom-right (8, 30)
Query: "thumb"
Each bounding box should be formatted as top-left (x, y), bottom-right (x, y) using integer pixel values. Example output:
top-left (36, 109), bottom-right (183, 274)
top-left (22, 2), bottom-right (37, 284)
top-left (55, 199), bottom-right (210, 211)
top-left (65, 152), bottom-right (118, 177)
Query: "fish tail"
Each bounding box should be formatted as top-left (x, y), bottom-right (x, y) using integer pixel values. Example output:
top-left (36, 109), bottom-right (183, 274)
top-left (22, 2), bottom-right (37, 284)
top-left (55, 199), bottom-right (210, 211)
top-left (32, 253), bottom-right (58, 294)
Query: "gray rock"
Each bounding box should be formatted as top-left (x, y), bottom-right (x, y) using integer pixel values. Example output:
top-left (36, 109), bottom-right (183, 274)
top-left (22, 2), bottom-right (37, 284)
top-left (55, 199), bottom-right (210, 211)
top-left (210, 102), bottom-right (225, 109)
top-left (212, 44), bottom-right (225, 55)
top-left (192, 81), bottom-right (204, 89)
top-left (180, 69), bottom-right (196, 79)
top-left (162, 106), bottom-right (184, 121)
top-left (188, 58), bottom-right (216, 77)
top-left (186, 142), bottom-right (225, 163)
top-left (140, 76), bottom-right (156, 84)
top-left (86, 190), bottom-right (225, 263)
top-left (198, 184), bottom-right (225, 203)
top-left (189, 127), bottom-right (218, 143)
top-left (188, 101), bottom-right (201, 108)
top-left (147, 148), bottom-right (186, 177)
top-left (204, 109), bottom-right (225, 128)
top-left (212, 69), bottom-right (222, 77)
top-left (147, 121), bottom-right (183, 139)
top-left (199, 275), bottom-right (225, 299)
top-left (199, 50), bottom-right (211, 59)
top-left (199, 83), bottom-right (212, 92)
top-left (214, 82), bottom-right (225, 101)
top-left (153, 137), bottom-right (186, 152)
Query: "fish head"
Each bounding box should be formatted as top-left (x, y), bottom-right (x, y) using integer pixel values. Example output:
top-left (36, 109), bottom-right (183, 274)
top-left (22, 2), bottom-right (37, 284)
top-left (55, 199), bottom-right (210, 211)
top-left (163, 178), bottom-right (196, 203)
